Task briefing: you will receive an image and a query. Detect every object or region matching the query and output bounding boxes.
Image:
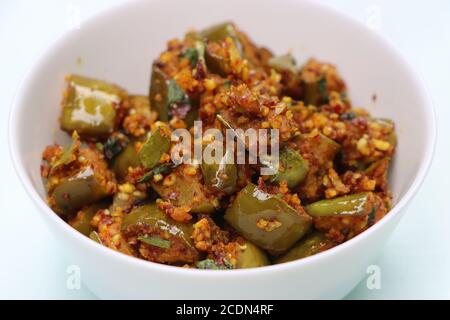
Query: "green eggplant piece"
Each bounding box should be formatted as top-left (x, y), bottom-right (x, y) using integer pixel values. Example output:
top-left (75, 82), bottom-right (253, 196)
top-left (270, 147), bottom-right (309, 188)
top-left (224, 183), bottom-right (312, 255)
top-left (305, 192), bottom-right (375, 217)
top-left (61, 74), bottom-right (126, 139)
top-left (235, 241), bottom-right (270, 269)
top-left (138, 129), bottom-right (171, 169)
top-left (275, 232), bottom-right (333, 264)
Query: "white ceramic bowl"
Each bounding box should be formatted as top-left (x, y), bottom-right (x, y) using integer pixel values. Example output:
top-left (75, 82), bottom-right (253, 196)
top-left (9, 0), bottom-right (435, 299)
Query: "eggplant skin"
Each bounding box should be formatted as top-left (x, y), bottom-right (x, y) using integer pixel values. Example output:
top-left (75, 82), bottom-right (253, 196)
top-left (225, 183), bottom-right (312, 256)
top-left (121, 204), bottom-right (198, 264)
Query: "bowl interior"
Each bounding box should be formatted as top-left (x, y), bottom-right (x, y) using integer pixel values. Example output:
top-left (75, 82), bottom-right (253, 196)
top-left (11, 0), bottom-right (434, 254)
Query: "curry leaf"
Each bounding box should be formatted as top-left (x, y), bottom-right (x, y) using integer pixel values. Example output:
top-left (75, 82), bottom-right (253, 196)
top-left (137, 163), bottom-right (177, 183)
top-left (196, 259), bottom-right (233, 270)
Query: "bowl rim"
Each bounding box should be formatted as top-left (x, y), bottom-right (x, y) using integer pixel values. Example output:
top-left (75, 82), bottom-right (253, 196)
top-left (8, 0), bottom-right (437, 278)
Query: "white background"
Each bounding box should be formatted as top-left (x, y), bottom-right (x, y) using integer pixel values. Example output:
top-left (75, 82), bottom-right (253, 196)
top-left (0, 0), bottom-right (449, 299)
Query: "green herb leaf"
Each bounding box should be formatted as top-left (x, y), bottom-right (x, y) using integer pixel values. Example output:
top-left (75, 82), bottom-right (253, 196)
top-left (137, 171), bottom-right (153, 184)
top-left (138, 236), bottom-right (171, 249)
top-left (152, 163), bottom-right (174, 176)
top-left (318, 78), bottom-right (329, 103)
top-left (340, 112), bottom-right (356, 120)
top-left (104, 136), bottom-right (128, 160)
top-left (183, 47), bottom-right (199, 68)
top-left (166, 79), bottom-right (192, 119)
top-left (196, 259), bottom-right (233, 270)
top-left (138, 129), bottom-right (171, 169)
top-left (137, 163), bottom-right (177, 183)
top-left (167, 80), bottom-right (189, 106)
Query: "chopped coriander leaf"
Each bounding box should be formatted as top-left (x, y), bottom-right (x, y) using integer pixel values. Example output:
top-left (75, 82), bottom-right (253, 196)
top-left (196, 259), bottom-right (233, 270)
top-left (137, 171), bottom-right (153, 183)
top-left (137, 163), bottom-right (177, 183)
top-left (167, 80), bottom-right (192, 119)
top-left (167, 80), bottom-right (189, 107)
top-left (183, 47), bottom-right (199, 68)
top-left (152, 163), bottom-right (174, 175)
top-left (318, 78), bottom-right (329, 103)
top-left (103, 136), bottom-right (128, 160)
top-left (340, 112), bottom-right (356, 120)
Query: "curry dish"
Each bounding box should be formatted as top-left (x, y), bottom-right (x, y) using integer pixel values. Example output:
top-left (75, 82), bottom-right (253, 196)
top-left (40, 22), bottom-right (396, 269)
